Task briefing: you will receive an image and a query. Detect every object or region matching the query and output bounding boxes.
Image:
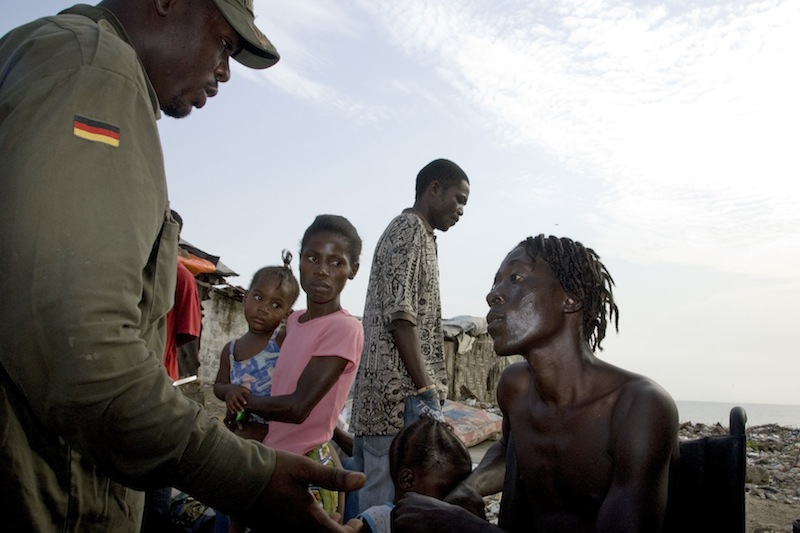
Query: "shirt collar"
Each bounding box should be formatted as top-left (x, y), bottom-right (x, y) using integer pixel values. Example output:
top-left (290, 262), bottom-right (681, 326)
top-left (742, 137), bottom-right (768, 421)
top-left (402, 207), bottom-right (434, 234)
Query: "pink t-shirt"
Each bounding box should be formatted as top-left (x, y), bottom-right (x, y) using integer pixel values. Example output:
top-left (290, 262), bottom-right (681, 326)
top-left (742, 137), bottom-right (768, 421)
top-left (262, 309), bottom-right (364, 455)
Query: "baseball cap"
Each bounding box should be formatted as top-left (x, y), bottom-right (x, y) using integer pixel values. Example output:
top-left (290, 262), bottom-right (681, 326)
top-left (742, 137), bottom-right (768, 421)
top-left (211, 0), bottom-right (280, 69)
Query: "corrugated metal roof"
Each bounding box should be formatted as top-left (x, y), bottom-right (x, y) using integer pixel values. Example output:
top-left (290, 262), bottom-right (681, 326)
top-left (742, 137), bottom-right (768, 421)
top-left (179, 238), bottom-right (238, 278)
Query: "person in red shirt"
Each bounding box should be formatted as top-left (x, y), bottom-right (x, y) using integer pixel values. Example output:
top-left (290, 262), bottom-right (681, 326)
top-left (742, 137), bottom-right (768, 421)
top-left (162, 209), bottom-right (202, 381)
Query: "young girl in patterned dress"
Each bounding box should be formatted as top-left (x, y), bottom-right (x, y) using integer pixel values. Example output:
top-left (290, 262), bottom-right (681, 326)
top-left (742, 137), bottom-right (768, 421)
top-left (213, 251), bottom-right (300, 442)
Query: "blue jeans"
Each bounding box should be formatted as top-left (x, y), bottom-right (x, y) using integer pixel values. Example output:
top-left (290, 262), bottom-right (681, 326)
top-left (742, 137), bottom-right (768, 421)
top-left (354, 390), bottom-right (443, 513)
top-left (353, 434), bottom-right (395, 513)
top-left (403, 388), bottom-right (443, 425)
top-left (340, 456), bottom-right (360, 522)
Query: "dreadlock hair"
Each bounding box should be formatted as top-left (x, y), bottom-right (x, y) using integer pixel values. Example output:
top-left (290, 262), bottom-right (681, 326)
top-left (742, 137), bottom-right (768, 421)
top-left (301, 214), bottom-right (362, 265)
top-left (520, 234), bottom-right (619, 352)
top-left (415, 159), bottom-right (470, 201)
top-left (389, 413), bottom-right (472, 489)
top-left (248, 249), bottom-right (301, 306)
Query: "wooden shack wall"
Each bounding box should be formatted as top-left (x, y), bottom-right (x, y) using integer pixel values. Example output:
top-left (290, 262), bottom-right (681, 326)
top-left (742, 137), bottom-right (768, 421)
top-left (444, 335), bottom-right (522, 403)
top-left (197, 291), bottom-right (247, 384)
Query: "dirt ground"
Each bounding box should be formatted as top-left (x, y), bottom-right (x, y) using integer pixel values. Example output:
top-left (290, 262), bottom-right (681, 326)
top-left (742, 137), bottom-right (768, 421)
top-left (747, 499), bottom-right (798, 533)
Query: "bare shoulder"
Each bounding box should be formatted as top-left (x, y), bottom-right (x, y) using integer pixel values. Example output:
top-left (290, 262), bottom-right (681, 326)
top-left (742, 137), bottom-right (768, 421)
top-left (616, 374), bottom-right (676, 416)
top-left (610, 373), bottom-right (679, 447)
top-left (496, 361), bottom-right (533, 409)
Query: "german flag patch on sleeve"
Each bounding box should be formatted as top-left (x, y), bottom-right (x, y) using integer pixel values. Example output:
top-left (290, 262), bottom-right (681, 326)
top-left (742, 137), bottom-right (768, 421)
top-left (73, 115), bottom-right (120, 147)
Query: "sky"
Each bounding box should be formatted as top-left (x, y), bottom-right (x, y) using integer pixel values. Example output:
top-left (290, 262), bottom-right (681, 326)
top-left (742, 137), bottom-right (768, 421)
top-left (4, 1), bottom-right (799, 407)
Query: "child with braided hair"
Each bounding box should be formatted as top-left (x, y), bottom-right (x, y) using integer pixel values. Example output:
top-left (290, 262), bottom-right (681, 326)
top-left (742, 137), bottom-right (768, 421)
top-left (345, 413), bottom-right (473, 533)
top-left (393, 234), bottom-right (679, 533)
top-left (213, 250), bottom-right (300, 442)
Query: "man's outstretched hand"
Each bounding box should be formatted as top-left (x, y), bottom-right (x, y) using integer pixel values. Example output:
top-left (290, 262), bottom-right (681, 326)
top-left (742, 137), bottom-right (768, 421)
top-left (247, 449), bottom-right (366, 532)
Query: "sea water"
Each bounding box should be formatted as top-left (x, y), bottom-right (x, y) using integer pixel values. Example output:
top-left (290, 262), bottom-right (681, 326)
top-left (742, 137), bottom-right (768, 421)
top-left (675, 400), bottom-right (800, 428)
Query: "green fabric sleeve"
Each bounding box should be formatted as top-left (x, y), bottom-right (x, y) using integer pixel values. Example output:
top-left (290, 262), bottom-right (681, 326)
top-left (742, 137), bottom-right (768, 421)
top-left (0, 14), bottom-right (275, 515)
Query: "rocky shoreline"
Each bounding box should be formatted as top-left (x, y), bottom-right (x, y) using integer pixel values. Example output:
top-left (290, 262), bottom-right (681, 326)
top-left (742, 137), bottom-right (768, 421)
top-left (680, 421), bottom-right (800, 507)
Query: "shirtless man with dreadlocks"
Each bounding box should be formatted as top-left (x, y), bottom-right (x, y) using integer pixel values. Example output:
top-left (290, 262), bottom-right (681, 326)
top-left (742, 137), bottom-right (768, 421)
top-left (391, 235), bottom-right (679, 533)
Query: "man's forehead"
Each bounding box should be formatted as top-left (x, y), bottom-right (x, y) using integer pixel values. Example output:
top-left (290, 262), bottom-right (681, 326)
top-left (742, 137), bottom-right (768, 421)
top-left (444, 179), bottom-right (470, 196)
top-left (453, 180), bottom-right (470, 191)
top-left (500, 248), bottom-right (534, 268)
top-left (505, 246), bottom-right (557, 271)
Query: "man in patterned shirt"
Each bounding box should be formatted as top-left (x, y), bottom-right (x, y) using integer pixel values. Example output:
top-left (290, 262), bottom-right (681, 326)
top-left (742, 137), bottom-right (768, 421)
top-left (350, 159), bottom-right (471, 512)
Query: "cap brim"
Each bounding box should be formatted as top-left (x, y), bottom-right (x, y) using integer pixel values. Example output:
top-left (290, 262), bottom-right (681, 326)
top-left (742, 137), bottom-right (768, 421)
top-left (211, 0), bottom-right (280, 69)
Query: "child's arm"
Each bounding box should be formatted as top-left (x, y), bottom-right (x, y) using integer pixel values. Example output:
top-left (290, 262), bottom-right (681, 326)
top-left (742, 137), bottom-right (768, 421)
top-left (212, 342), bottom-right (250, 415)
top-left (212, 342), bottom-right (233, 402)
top-left (244, 356), bottom-right (347, 424)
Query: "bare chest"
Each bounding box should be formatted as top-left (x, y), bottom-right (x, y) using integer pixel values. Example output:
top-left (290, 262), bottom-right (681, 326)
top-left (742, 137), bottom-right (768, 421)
top-left (508, 399), bottom-right (617, 512)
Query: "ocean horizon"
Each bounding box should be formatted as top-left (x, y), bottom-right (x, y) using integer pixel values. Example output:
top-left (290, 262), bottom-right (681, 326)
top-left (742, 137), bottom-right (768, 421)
top-left (675, 400), bottom-right (800, 428)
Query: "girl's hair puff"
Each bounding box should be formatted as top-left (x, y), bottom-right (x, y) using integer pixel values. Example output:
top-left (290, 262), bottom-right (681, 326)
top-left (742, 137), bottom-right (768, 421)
top-left (248, 249), bottom-right (301, 306)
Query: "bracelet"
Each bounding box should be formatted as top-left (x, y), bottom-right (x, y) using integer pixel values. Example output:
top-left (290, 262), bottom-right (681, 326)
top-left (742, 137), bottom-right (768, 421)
top-left (416, 384), bottom-right (437, 394)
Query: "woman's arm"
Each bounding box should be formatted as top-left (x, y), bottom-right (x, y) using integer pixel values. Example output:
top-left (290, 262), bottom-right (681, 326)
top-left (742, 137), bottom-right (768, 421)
top-left (246, 356), bottom-right (347, 424)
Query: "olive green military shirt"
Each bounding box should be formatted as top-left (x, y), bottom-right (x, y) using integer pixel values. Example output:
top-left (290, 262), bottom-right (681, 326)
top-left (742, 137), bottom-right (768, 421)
top-left (0, 6), bottom-right (275, 532)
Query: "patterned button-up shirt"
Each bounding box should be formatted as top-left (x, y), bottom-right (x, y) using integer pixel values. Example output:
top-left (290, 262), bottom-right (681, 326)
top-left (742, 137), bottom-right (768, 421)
top-left (351, 209), bottom-right (447, 436)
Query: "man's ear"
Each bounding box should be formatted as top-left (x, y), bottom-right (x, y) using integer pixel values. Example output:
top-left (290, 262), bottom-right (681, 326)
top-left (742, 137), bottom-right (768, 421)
top-left (349, 262), bottom-right (360, 280)
top-left (428, 180), bottom-right (442, 197)
top-left (563, 295), bottom-right (582, 313)
top-left (153, 0), bottom-right (177, 16)
top-left (397, 467), bottom-right (415, 490)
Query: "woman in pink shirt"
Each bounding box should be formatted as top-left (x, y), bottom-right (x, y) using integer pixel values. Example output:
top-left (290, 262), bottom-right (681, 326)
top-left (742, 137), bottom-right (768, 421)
top-left (244, 214), bottom-right (364, 518)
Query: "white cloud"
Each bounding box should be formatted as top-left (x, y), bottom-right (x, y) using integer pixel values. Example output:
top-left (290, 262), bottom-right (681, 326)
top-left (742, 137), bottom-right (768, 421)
top-left (357, 0), bottom-right (800, 278)
top-left (247, 1), bottom-right (389, 122)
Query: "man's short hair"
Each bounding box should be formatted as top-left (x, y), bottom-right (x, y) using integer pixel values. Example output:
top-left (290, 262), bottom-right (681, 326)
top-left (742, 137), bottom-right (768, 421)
top-left (415, 159), bottom-right (469, 200)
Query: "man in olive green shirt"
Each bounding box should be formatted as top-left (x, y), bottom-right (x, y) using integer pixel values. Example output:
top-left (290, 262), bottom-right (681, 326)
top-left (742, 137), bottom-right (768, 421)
top-left (0, 1), bottom-right (363, 532)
